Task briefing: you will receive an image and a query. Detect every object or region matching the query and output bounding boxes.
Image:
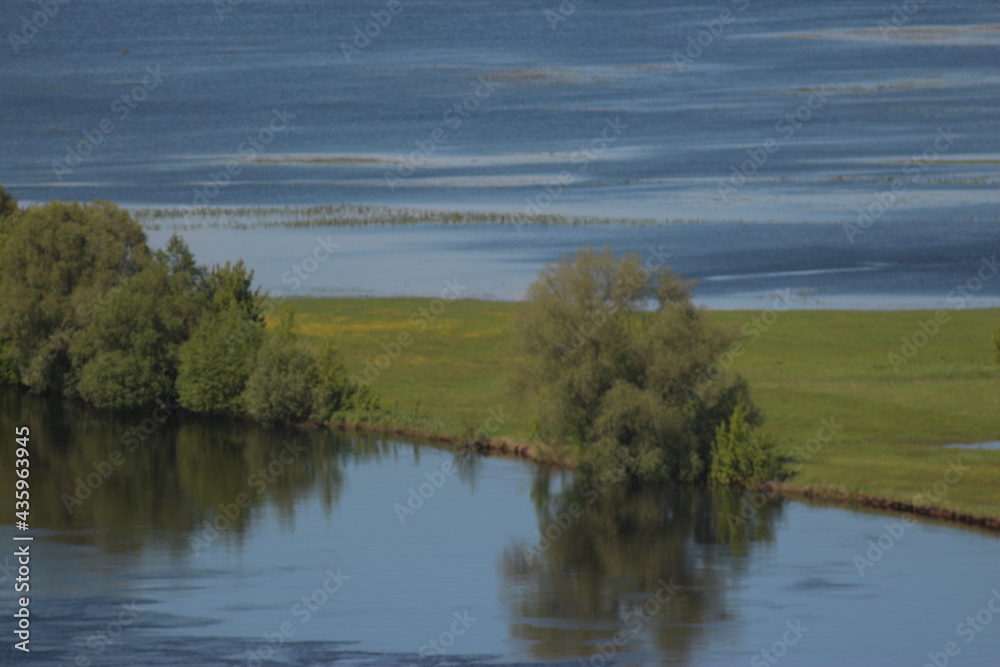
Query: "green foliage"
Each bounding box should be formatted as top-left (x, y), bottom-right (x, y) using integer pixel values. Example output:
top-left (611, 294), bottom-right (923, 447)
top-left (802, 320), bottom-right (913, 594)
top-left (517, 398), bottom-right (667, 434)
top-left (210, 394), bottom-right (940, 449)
top-left (0, 185), bottom-right (17, 227)
top-left (709, 401), bottom-right (783, 486)
top-left (243, 336), bottom-right (318, 425)
top-left (75, 350), bottom-right (170, 410)
top-left (0, 200), bottom-right (150, 391)
top-left (311, 341), bottom-right (380, 422)
top-left (176, 307), bottom-right (264, 415)
top-left (206, 259), bottom-right (264, 319)
top-left (68, 261), bottom-right (202, 408)
top-left (0, 195), bottom-right (368, 428)
top-left (994, 328), bottom-right (1000, 363)
top-left (512, 246), bottom-right (759, 482)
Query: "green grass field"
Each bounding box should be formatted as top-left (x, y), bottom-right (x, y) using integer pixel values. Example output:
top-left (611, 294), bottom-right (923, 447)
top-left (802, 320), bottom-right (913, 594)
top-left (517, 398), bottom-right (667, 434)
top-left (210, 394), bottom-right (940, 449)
top-left (289, 297), bottom-right (1000, 521)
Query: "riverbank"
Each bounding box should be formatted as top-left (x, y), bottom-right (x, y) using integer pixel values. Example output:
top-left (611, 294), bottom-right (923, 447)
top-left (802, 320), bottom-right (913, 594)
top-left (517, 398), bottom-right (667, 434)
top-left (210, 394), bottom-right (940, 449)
top-left (291, 297), bottom-right (1000, 526)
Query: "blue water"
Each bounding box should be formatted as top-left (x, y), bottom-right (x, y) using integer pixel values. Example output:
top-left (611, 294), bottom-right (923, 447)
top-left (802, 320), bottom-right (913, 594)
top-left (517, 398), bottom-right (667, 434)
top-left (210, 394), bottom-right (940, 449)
top-left (1, 388), bottom-right (999, 666)
top-left (144, 220), bottom-right (1000, 307)
top-left (2, 0), bottom-right (999, 224)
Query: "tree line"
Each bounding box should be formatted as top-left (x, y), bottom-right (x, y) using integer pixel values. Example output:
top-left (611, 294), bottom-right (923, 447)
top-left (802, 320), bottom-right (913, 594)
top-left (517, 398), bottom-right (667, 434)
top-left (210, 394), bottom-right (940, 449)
top-left (0, 188), bottom-right (374, 424)
top-left (0, 187), bottom-right (793, 485)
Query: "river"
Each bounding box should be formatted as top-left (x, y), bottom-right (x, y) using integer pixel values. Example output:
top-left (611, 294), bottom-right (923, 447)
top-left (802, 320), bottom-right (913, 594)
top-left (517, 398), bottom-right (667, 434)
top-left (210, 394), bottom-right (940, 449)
top-left (1, 388), bottom-right (998, 666)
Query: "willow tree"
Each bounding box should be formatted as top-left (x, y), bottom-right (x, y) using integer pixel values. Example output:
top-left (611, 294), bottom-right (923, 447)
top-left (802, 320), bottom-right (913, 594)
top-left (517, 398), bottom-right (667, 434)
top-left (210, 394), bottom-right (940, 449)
top-left (511, 246), bottom-right (773, 483)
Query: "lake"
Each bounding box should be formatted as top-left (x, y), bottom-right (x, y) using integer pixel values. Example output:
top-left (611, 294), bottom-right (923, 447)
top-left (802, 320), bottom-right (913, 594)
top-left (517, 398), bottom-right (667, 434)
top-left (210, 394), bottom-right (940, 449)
top-left (1, 388), bottom-right (999, 666)
top-left (3, 0), bottom-right (1000, 224)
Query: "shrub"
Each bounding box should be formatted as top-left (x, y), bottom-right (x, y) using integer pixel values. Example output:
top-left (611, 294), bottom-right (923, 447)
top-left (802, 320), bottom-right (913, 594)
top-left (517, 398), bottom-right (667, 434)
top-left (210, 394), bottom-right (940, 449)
top-left (243, 338), bottom-right (318, 425)
top-left (709, 401), bottom-right (783, 486)
top-left (311, 341), bottom-right (379, 422)
top-left (994, 329), bottom-right (1000, 363)
top-left (177, 308), bottom-right (263, 416)
top-left (76, 350), bottom-right (170, 410)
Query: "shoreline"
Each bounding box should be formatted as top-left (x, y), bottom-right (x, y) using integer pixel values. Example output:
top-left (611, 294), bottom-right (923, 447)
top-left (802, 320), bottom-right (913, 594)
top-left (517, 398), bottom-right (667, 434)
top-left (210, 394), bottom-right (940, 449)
top-left (336, 416), bottom-right (1000, 534)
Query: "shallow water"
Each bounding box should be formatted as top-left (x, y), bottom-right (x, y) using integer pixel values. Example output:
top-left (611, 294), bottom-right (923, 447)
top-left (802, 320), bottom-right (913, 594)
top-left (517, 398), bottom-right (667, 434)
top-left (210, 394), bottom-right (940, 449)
top-left (1, 389), bottom-right (999, 666)
top-left (144, 219), bottom-right (1000, 308)
top-left (3, 0), bottom-right (1000, 225)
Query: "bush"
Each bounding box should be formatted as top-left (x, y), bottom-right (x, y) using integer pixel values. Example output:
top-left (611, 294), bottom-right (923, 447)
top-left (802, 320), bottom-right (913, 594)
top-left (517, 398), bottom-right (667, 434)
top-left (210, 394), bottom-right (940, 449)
top-left (512, 246), bottom-right (760, 483)
top-left (994, 329), bottom-right (1000, 363)
top-left (243, 338), bottom-right (318, 425)
top-left (177, 308), bottom-right (263, 415)
top-left (76, 351), bottom-right (170, 410)
top-left (311, 342), bottom-right (379, 422)
top-left (709, 401), bottom-right (783, 486)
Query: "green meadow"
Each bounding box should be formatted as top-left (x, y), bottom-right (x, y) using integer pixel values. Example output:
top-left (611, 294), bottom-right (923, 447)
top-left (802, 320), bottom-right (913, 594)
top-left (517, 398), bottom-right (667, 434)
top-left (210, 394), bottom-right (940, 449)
top-left (290, 297), bottom-right (1000, 522)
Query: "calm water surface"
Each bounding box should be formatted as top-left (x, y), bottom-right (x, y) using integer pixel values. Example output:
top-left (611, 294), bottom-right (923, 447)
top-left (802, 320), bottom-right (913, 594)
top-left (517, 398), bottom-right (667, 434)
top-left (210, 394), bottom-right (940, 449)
top-left (1, 389), bottom-right (998, 666)
top-left (144, 220), bottom-right (1000, 307)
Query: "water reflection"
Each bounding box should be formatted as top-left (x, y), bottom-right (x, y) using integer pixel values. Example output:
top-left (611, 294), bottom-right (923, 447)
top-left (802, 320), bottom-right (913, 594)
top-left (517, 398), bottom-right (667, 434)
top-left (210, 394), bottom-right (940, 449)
top-left (0, 388), bottom-right (466, 554)
top-left (502, 471), bottom-right (783, 662)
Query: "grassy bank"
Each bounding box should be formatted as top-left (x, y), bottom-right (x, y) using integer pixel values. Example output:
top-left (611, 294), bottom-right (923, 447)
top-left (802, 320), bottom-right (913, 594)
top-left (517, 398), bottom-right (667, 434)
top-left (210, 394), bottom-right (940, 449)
top-left (290, 297), bottom-right (1000, 523)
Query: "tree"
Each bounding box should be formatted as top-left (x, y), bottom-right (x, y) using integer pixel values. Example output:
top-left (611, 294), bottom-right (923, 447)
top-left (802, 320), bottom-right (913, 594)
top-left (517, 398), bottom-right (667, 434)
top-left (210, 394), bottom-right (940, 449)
top-left (0, 185), bottom-right (17, 224)
top-left (176, 307), bottom-right (264, 415)
top-left (68, 261), bottom-right (203, 408)
top-left (0, 200), bottom-right (149, 392)
top-left (175, 258), bottom-right (267, 416)
top-left (511, 246), bottom-right (765, 483)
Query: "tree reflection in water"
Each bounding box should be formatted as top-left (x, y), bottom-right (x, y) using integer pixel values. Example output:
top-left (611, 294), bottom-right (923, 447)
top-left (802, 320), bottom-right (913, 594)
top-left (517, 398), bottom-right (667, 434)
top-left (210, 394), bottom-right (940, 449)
top-left (501, 469), bottom-right (783, 662)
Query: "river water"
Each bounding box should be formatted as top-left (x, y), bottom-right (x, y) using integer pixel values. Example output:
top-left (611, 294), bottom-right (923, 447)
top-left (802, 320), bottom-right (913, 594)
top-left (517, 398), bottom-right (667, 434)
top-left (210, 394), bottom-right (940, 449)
top-left (1, 389), bottom-right (999, 666)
